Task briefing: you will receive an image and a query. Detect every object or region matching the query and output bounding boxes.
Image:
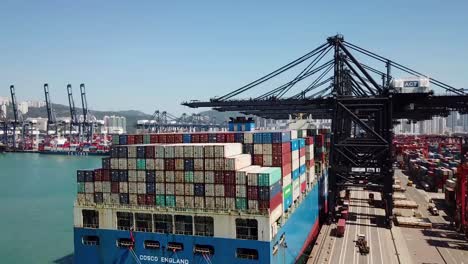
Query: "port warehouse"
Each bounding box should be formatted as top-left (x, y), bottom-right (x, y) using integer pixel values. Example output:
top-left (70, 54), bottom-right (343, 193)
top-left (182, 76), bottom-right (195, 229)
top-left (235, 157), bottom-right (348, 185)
top-left (74, 128), bottom-right (330, 263)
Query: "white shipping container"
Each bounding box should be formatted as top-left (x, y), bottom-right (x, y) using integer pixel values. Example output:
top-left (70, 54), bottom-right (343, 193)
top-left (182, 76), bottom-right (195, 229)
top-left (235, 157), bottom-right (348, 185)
top-left (263, 155), bottom-right (273, 166)
top-left (204, 145), bottom-right (214, 158)
top-left (175, 159), bottom-right (184, 170)
top-left (205, 197), bottom-right (215, 209)
top-left (174, 146), bottom-right (184, 158)
top-left (204, 171), bottom-right (215, 184)
top-left (194, 159), bottom-right (204, 171)
top-left (165, 171), bottom-right (175, 182)
top-left (129, 182), bottom-right (137, 194)
top-left (164, 145), bottom-right (175, 158)
top-left (193, 145), bottom-right (204, 158)
top-left (214, 143), bottom-right (243, 158)
top-left (244, 132), bottom-right (253, 144)
top-left (308, 168), bottom-right (316, 184)
top-left (300, 156), bottom-right (306, 166)
top-left (248, 200), bottom-right (258, 211)
top-left (128, 170), bottom-right (137, 181)
top-left (111, 193), bottom-right (120, 204)
top-left (127, 159), bottom-right (137, 170)
top-left (215, 197), bottom-right (225, 208)
top-left (183, 146), bottom-right (194, 158)
top-left (290, 130), bottom-right (298, 139)
top-left (205, 184), bottom-right (215, 196)
top-left (194, 197), bottom-right (205, 208)
top-left (102, 182), bottom-right (111, 193)
top-left (146, 159), bottom-right (155, 170)
top-left (194, 171), bottom-right (204, 183)
top-left (85, 193), bottom-right (94, 203)
top-left (236, 166), bottom-right (261, 185)
top-left (176, 196), bottom-right (185, 207)
top-left (292, 179), bottom-right (300, 201)
top-left (155, 146), bottom-right (165, 158)
top-left (155, 159), bottom-right (164, 170)
top-left (137, 171), bottom-right (146, 182)
top-left (247, 167), bottom-right (265, 186)
top-left (270, 204), bottom-right (283, 223)
top-left (103, 193), bottom-right (111, 204)
top-left (185, 196), bottom-right (195, 207)
top-left (155, 171), bottom-right (165, 183)
top-left (292, 158), bottom-right (300, 171)
top-left (165, 183), bottom-right (175, 195)
top-left (156, 183), bottom-right (165, 194)
top-left (110, 158), bottom-right (119, 170)
top-left (204, 159), bottom-right (214, 171)
top-left (137, 183), bottom-right (146, 194)
top-left (300, 174), bottom-right (306, 183)
top-left (119, 182), bottom-right (128, 193)
top-left (119, 159), bottom-right (128, 170)
top-left (129, 194), bottom-right (138, 205)
top-left (283, 173), bottom-right (292, 186)
top-left (262, 144), bottom-right (272, 155)
top-left (127, 146), bottom-right (137, 158)
top-left (214, 158), bottom-right (224, 171)
top-left (236, 185), bottom-right (247, 198)
top-left (85, 182), bottom-right (94, 193)
top-left (175, 171), bottom-right (184, 183)
top-left (77, 193), bottom-right (86, 204)
top-left (175, 183), bottom-right (184, 195)
top-left (184, 183), bottom-right (194, 196)
top-left (94, 182), bottom-right (103, 192)
top-left (254, 144), bottom-right (263, 155)
top-left (225, 198), bottom-right (236, 209)
top-left (292, 150), bottom-right (299, 160)
top-left (215, 184), bottom-right (225, 197)
top-left (225, 154), bottom-right (252, 171)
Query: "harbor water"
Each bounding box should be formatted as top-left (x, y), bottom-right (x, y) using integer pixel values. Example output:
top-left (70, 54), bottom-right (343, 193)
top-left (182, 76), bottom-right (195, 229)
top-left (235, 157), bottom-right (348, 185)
top-left (0, 153), bottom-right (101, 263)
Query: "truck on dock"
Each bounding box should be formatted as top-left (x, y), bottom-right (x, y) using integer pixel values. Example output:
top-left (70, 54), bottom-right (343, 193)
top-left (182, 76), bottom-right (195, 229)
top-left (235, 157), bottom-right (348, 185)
top-left (336, 218), bottom-right (346, 237)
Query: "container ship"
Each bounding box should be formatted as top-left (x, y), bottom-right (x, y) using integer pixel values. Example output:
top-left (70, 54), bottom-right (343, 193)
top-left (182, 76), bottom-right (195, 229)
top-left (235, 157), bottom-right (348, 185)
top-left (73, 126), bottom-right (330, 264)
top-left (39, 135), bottom-right (112, 156)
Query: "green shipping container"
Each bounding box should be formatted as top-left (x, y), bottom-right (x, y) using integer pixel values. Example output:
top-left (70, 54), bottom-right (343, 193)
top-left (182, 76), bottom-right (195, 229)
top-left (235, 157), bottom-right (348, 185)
top-left (258, 167), bottom-right (282, 186)
top-left (77, 182), bottom-right (85, 193)
top-left (112, 135), bottom-right (120, 145)
top-left (166, 195), bottom-right (176, 207)
top-left (137, 159), bottom-right (146, 170)
top-left (156, 195), bottom-right (166, 206)
top-left (184, 171), bottom-right (194, 183)
top-left (283, 184), bottom-right (292, 199)
top-left (236, 198), bottom-right (247, 210)
top-left (143, 134), bottom-right (151, 144)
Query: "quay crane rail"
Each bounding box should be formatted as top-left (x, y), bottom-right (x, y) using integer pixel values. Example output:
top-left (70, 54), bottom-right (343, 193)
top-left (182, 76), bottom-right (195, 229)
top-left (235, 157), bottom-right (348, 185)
top-left (183, 35), bottom-right (468, 226)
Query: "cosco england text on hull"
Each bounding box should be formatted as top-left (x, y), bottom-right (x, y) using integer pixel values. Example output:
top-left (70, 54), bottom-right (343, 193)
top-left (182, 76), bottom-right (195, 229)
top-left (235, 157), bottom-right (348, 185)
top-left (73, 129), bottom-right (330, 264)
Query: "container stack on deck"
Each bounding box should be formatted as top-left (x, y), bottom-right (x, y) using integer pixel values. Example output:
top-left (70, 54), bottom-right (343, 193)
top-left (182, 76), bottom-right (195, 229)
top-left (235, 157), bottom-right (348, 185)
top-left (76, 129), bottom-right (330, 222)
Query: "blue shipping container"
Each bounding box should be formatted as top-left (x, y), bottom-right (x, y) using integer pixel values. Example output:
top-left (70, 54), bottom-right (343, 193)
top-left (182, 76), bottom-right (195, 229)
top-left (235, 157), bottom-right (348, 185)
top-left (283, 195), bottom-right (293, 212)
top-left (291, 140), bottom-right (299, 151)
top-left (119, 135), bottom-right (127, 145)
top-left (234, 133), bottom-right (244, 143)
top-left (262, 133), bottom-right (272, 144)
top-left (228, 123), bottom-right (234, 131)
top-left (253, 133), bottom-right (263, 144)
top-left (299, 138), bottom-right (306, 148)
top-left (184, 159), bottom-right (194, 171)
top-left (292, 169), bottom-right (300, 180)
top-left (183, 134), bottom-right (192, 143)
top-left (300, 164), bottom-right (306, 175)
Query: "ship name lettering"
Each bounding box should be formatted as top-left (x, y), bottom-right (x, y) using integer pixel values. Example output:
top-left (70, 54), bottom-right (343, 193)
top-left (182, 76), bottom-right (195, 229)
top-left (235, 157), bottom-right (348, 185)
top-left (139, 255), bottom-right (189, 264)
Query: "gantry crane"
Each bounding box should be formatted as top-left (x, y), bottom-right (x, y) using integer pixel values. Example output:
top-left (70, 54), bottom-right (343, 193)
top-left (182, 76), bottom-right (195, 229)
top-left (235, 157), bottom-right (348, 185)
top-left (43, 83), bottom-right (58, 135)
top-left (80, 83), bottom-right (93, 142)
top-left (67, 84), bottom-right (79, 141)
top-left (183, 35), bottom-right (468, 226)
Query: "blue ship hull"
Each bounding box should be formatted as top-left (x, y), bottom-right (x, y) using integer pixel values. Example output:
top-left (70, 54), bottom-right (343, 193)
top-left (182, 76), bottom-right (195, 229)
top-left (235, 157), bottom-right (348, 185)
top-left (74, 173), bottom-right (328, 264)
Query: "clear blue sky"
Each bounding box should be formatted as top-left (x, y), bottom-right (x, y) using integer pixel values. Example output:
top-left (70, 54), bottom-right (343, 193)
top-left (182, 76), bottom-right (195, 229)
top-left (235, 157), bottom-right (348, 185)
top-left (0, 0), bottom-right (467, 115)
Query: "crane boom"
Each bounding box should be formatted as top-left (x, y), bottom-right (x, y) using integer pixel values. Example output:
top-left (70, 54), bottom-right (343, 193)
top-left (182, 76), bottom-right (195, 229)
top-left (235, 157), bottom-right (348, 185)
top-left (43, 83), bottom-right (57, 134)
top-left (67, 84), bottom-right (78, 137)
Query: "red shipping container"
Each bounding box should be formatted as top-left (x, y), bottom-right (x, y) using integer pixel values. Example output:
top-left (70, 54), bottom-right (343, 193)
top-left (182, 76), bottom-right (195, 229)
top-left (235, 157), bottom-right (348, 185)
top-left (214, 171), bottom-right (224, 184)
top-left (216, 133), bottom-right (226, 143)
top-left (135, 135), bottom-right (144, 144)
top-left (94, 169), bottom-right (102, 181)
top-left (159, 134), bottom-right (167, 144)
top-left (301, 181), bottom-right (306, 192)
top-left (145, 146), bottom-right (155, 158)
top-left (259, 192), bottom-right (282, 211)
top-left (224, 171), bottom-right (236, 185)
top-left (299, 148), bottom-right (305, 157)
top-left (164, 159), bottom-right (175, 171)
top-left (137, 194), bottom-right (146, 205)
top-left (282, 163), bottom-right (292, 177)
top-left (150, 134), bottom-right (158, 143)
top-left (306, 136), bottom-right (314, 145)
top-left (146, 194), bottom-right (155, 205)
top-left (174, 134), bottom-right (183, 143)
top-left (253, 155), bottom-right (263, 166)
top-left (200, 134), bottom-right (209, 143)
top-left (226, 133), bottom-right (235, 143)
top-left (192, 134), bottom-right (200, 143)
top-left (224, 184), bottom-right (236, 198)
top-left (272, 155), bottom-right (282, 167)
top-left (248, 186), bottom-right (258, 200)
top-left (111, 182), bottom-right (119, 193)
top-left (306, 159), bottom-right (315, 169)
top-left (166, 134), bottom-right (175, 143)
top-left (102, 169), bottom-right (110, 181)
top-left (127, 135), bottom-right (135, 145)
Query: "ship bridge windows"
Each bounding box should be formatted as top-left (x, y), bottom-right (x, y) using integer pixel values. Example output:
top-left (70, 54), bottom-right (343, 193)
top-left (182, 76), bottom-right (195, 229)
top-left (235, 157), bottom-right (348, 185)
top-left (116, 212), bottom-right (134, 231)
top-left (154, 214), bottom-right (173, 234)
top-left (117, 238), bottom-right (134, 248)
top-left (82, 209), bottom-right (99, 228)
top-left (235, 219), bottom-right (258, 240)
top-left (82, 235), bottom-right (100, 246)
top-left (135, 213), bottom-right (153, 232)
top-left (194, 216), bottom-right (214, 237)
top-left (174, 215), bottom-right (193, 235)
top-left (236, 248), bottom-right (259, 260)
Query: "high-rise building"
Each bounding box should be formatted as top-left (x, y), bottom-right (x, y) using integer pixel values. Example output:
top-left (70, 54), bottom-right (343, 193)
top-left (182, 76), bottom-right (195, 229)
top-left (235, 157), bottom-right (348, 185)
top-left (18, 102), bottom-right (29, 114)
top-left (0, 96), bottom-right (10, 105)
